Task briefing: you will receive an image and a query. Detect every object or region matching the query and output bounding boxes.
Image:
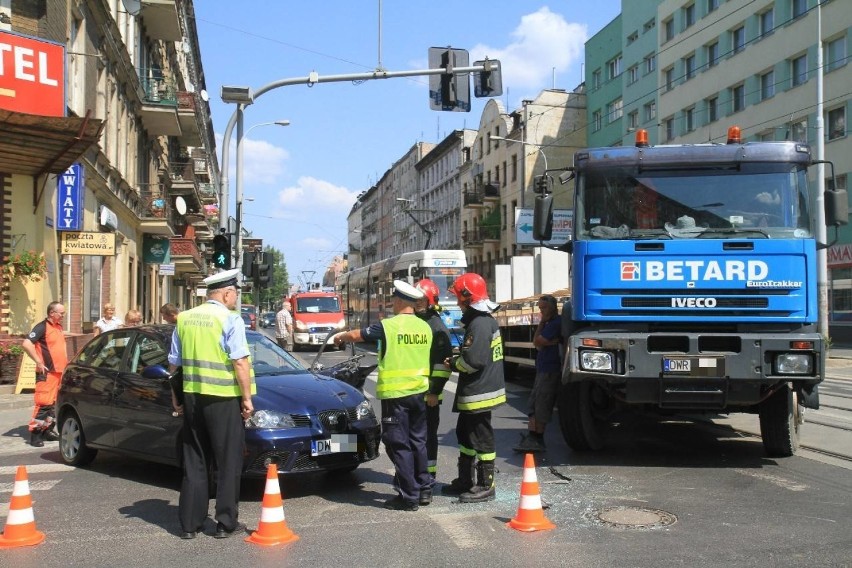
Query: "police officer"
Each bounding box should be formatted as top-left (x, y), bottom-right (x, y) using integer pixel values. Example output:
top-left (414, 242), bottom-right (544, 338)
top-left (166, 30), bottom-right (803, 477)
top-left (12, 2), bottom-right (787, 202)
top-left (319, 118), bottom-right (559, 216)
top-left (442, 273), bottom-right (506, 503)
top-left (334, 280), bottom-right (432, 511)
top-left (168, 268), bottom-right (256, 539)
top-left (414, 278), bottom-right (453, 505)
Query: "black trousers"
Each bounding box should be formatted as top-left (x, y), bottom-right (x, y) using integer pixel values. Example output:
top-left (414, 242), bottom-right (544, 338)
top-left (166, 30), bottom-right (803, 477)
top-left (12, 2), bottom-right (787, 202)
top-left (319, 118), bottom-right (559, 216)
top-left (455, 411), bottom-right (495, 459)
top-left (426, 401), bottom-right (440, 484)
top-left (179, 393), bottom-right (244, 533)
top-left (381, 394), bottom-right (430, 502)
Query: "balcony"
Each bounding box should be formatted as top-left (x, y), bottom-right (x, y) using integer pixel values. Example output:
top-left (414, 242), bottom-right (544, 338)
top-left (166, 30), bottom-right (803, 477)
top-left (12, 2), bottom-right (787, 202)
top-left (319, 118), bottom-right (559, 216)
top-left (139, 188), bottom-right (178, 236)
top-left (463, 191), bottom-right (485, 207)
top-left (198, 183), bottom-right (218, 203)
top-left (463, 226), bottom-right (500, 247)
top-left (140, 0), bottom-right (181, 41)
top-left (169, 237), bottom-right (203, 272)
top-left (176, 91), bottom-right (201, 146)
top-left (139, 69), bottom-right (180, 136)
top-left (483, 183), bottom-right (500, 203)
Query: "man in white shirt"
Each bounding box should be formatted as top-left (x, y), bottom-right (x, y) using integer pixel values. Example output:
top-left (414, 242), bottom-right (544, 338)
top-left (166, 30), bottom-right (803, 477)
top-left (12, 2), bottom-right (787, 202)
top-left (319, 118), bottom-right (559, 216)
top-left (275, 299), bottom-right (293, 351)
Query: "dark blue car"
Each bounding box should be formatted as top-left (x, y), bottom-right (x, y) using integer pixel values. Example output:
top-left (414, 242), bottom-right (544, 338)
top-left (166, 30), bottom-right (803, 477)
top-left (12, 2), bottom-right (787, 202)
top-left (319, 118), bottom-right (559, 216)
top-left (56, 325), bottom-right (381, 477)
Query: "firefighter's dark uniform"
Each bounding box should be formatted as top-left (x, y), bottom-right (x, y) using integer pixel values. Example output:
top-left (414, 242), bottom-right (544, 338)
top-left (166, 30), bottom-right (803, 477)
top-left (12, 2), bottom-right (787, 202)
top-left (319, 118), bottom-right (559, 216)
top-left (445, 307), bottom-right (506, 502)
top-left (169, 298), bottom-right (255, 536)
top-left (362, 312), bottom-right (432, 508)
top-left (417, 308), bottom-right (452, 485)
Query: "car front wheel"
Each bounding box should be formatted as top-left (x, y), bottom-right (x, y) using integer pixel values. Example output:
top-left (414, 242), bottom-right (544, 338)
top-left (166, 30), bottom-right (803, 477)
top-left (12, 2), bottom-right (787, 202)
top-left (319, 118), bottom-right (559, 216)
top-left (59, 411), bottom-right (97, 466)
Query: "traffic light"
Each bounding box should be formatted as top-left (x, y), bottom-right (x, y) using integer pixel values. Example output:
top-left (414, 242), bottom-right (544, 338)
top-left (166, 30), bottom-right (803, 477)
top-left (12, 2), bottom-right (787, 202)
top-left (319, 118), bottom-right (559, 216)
top-left (242, 250), bottom-right (255, 279)
top-left (212, 233), bottom-right (230, 269)
top-left (254, 251), bottom-right (273, 288)
top-left (428, 47), bottom-right (471, 112)
top-left (533, 174), bottom-right (553, 195)
top-left (473, 59), bottom-right (503, 98)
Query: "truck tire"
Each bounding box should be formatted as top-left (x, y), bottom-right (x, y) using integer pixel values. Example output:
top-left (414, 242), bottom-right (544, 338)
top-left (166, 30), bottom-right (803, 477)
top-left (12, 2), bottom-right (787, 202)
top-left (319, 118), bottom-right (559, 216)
top-left (758, 383), bottom-right (801, 457)
top-left (557, 380), bottom-right (610, 451)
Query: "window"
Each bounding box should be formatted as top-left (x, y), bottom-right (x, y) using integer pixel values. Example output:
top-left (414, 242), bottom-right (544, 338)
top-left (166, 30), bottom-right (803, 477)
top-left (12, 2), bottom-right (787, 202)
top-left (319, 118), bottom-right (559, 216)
top-left (759, 9), bottom-right (774, 37)
top-left (827, 107), bottom-right (846, 140)
top-left (827, 174), bottom-right (847, 192)
top-left (761, 69), bottom-right (775, 100)
top-left (665, 117), bottom-right (675, 141)
top-left (643, 18), bottom-right (656, 33)
top-left (511, 154), bottom-right (517, 181)
top-left (791, 118), bottom-right (808, 142)
top-left (628, 65), bottom-right (639, 84)
top-left (665, 67), bottom-right (674, 91)
top-left (592, 110), bottom-right (602, 132)
top-left (607, 99), bottom-right (623, 123)
top-left (684, 107), bottom-right (695, 133)
top-left (684, 54), bottom-right (696, 80)
top-left (732, 26), bottom-right (745, 54)
top-left (592, 69), bottom-right (602, 90)
top-left (793, 0), bottom-right (807, 19)
top-left (644, 100), bottom-right (657, 122)
top-left (707, 42), bottom-right (719, 68)
top-left (664, 18), bottom-right (675, 42)
top-left (683, 4), bottom-right (695, 30)
top-left (643, 53), bottom-right (656, 75)
top-left (708, 0), bottom-right (720, 13)
top-left (826, 36), bottom-right (848, 73)
top-left (706, 96), bottom-right (718, 122)
top-left (732, 84), bottom-right (745, 112)
top-left (627, 31), bottom-right (638, 44)
top-left (757, 130), bottom-right (774, 142)
top-left (627, 110), bottom-right (639, 130)
top-left (607, 56), bottom-right (623, 80)
top-left (791, 54), bottom-right (808, 86)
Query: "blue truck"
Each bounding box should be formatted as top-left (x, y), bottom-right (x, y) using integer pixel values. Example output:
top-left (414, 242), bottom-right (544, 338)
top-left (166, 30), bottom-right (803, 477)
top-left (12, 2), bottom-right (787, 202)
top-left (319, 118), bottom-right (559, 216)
top-left (534, 127), bottom-right (848, 457)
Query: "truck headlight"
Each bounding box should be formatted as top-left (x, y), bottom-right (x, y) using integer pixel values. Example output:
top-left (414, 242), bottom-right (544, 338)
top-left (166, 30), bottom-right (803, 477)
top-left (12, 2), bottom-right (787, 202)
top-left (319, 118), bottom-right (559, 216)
top-left (355, 399), bottom-right (375, 421)
top-left (245, 410), bottom-right (297, 429)
top-left (336, 318), bottom-right (347, 330)
top-left (774, 353), bottom-right (813, 375)
top-left (295, 321), bottom-right (308, 332)
top-left (580, 350), bottom-right (613, 372)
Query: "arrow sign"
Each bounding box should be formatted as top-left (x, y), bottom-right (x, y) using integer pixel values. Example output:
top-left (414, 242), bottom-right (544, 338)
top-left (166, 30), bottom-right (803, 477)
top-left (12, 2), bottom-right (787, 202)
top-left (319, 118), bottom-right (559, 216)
top-left (515, 208), bottom-right (573, 246)
top-left (518, 223), bottom-right (532, 234)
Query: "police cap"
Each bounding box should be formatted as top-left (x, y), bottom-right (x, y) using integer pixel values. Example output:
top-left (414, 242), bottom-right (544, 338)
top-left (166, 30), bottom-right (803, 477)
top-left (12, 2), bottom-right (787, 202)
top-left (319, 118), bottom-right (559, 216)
top-left (203, 268), bottom-right (242, 290)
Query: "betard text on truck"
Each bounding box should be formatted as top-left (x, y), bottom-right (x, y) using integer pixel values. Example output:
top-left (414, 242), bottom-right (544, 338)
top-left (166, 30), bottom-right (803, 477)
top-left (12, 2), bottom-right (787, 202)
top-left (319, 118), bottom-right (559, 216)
top-left (533, 126), bottom-right (849, 457)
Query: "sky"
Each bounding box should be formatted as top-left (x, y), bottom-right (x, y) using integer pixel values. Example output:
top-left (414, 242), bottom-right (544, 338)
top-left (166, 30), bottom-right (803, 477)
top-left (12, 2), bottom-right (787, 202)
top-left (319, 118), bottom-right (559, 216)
top-left (193, 1), bottom-right (622, 288)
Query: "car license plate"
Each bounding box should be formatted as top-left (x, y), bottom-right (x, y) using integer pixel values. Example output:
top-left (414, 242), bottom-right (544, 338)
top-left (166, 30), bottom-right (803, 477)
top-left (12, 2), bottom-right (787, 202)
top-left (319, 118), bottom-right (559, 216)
top-left (663, 358), bottom-right (691, 373)
top-left (311, 434), bottom-right (358, 456)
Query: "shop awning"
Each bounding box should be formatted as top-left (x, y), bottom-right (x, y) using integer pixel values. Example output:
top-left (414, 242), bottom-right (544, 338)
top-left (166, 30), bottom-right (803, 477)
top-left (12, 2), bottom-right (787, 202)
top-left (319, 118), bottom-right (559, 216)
top-left (0, 110), bottom-right (105, 176)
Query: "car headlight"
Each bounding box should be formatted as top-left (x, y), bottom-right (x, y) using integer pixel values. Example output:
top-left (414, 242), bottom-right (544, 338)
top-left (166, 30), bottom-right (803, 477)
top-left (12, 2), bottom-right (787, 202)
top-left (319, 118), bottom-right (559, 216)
top-left (355, 399), bottom-right (375, 421)
top-left (245, 410), bottom-right (297, 429)
top-left (580, 350), bottom-right (613, 372)
top-left (775, 353), bottom-right (813, 375)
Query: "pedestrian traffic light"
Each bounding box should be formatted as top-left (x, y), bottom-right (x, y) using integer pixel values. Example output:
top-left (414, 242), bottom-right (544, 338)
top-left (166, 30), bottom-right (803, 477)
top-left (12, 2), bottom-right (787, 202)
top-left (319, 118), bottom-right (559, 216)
top-left (428, 47), bottom-right (471, 112)
top-left (473, 59), bottom-right (503, 98)
top-left (212, 233), bottom-right (230, 269)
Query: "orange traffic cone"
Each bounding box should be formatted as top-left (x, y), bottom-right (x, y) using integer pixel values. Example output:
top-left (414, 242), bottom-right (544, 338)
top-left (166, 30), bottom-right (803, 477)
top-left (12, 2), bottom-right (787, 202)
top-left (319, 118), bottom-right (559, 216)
top-left (0, 465), bottom-right (45, 548)
top-left (507, 453), bottom-right (556, 532)
top-left (245, 464), bottom-right (299, 547)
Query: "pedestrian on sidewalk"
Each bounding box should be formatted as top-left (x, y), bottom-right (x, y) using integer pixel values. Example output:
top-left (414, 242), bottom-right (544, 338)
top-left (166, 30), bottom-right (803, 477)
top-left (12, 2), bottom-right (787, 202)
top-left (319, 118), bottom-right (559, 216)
top-left (275, 299), bottom-right (293, 351)
top-left (94, 303), bottom-right (122, 336)
top-left (21, 301), bottom-right (68, 447)
top-left (514, 294), bottom-right (562, 453)
top-left (160, 303), bottom-right (180, 324)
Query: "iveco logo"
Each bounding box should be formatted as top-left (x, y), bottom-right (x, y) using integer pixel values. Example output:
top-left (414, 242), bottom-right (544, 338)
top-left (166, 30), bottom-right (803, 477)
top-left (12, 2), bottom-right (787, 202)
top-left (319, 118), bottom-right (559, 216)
top-left (671, 297), bottom-right (717, 308)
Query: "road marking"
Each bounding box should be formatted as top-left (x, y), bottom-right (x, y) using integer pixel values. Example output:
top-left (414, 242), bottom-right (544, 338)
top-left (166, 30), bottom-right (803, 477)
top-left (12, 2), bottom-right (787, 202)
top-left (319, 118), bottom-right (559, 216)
top-left (733, 469), bottom-right (808, 491)
top-left (431, 512), bottom-right (490, 549)
top-left (0, 464), bottom-right (74, 475)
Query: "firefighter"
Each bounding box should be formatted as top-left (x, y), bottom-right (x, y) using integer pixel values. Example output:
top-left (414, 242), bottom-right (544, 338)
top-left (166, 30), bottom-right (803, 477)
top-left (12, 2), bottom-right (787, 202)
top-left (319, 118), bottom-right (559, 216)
top-left (442, 273), bottom-right (506, 503)
top-left (334, 280), bottom-right (432, 511)
top-left (414, 278), bottom-right (453, 505)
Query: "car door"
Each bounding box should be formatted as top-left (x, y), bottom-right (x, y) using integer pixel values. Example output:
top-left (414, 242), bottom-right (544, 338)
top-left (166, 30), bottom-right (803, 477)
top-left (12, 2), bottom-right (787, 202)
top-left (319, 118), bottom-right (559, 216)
top-left (111, 331), bottom-right (181, 462)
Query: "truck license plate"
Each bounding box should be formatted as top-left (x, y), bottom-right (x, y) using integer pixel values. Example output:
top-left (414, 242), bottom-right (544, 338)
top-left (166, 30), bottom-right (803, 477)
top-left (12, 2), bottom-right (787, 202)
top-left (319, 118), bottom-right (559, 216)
top-left (311, 434), bottom-right (358, 456)
top-left (663, 358), bottom-right (691, 373)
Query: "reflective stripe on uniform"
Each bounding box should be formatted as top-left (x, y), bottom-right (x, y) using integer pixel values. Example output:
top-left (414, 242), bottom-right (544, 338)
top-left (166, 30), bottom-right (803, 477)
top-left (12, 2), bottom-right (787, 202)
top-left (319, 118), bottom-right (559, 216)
top-left (456, 388), bottom-right (507, 411)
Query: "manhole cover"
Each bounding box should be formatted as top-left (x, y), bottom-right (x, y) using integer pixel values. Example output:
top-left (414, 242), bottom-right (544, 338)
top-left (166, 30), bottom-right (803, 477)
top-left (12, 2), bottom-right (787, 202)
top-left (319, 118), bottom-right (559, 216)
top-left (591, 506), bottom-right (677, 529)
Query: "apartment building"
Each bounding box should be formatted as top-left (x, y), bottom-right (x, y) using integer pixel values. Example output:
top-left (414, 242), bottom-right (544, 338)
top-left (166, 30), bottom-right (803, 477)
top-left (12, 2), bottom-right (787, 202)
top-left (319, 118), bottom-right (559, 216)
top-left (0, 0), bottom-right (217, 337)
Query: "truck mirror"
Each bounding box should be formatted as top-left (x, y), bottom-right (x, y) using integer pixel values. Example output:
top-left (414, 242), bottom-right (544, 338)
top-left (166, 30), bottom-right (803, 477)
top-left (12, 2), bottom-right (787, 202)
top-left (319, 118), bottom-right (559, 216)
top-left (825, 188), bottom-right (849, 226)
top-left (533, 194), bottom-right (554, 241)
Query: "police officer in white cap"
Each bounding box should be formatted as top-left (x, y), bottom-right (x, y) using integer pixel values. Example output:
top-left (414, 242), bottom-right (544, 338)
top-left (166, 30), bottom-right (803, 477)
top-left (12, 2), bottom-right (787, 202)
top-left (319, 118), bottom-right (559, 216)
top-left (334, 280), bottom-right (432, 511)
top-left (168, 268), bottom-right (256, 539)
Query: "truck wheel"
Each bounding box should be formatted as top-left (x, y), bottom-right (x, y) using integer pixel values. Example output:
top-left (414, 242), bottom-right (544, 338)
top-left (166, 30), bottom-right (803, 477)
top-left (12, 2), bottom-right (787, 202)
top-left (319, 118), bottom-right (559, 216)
top-left (557, 381), bottom-right (611, 451)
top-left (759, 383), bottom-right (801, 457)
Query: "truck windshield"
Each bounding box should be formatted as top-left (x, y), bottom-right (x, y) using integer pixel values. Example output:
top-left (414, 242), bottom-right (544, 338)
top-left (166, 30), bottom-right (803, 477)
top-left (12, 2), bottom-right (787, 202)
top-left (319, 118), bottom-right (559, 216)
top-left (296, 297), bottom-right (341, 313)
top-left (576, 163), bottom-right (812, 240)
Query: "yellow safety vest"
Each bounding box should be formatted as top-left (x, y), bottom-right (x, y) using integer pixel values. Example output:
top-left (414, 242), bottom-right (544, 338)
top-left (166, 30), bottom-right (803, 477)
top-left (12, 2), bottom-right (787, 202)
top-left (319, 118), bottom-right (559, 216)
top-left (177, 302), bottom-right (256, 397)
top-left (376, 314), bottom-right (431, 400)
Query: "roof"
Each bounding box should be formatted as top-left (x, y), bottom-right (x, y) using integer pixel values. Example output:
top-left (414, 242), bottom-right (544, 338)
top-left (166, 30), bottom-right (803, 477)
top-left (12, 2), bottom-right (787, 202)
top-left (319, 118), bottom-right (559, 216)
top-left (0, 110), bottom-right (105, 176)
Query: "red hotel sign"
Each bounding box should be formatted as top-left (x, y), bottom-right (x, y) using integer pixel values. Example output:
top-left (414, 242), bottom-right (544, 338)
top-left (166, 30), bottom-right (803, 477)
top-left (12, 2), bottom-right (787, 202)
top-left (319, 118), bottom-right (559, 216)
top-left (0, 31), bottom-right (65, 117)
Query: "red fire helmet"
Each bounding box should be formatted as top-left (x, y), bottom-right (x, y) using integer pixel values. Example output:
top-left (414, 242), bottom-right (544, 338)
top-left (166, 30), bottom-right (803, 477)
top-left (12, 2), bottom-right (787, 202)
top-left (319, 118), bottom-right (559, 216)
top-left (415, 279), bottom-right (440, 307)
top-left (450, 273), bottom-right (490, 304)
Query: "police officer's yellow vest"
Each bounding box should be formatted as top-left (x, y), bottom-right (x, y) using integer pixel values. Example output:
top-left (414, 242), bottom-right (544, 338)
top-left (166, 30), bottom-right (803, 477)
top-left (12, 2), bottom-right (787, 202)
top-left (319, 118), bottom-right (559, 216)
top-left (177, 302), bottom-right (256, 397)
top-left (376, 314), bottom-right (431, 400)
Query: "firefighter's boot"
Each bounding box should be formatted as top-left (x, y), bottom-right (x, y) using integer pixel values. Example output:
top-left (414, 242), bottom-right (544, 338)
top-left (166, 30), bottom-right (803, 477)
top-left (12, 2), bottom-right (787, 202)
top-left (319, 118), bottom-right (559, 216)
top-left (459, 461), bottom-right (496, 503)
top-left (29, 430), bottom-right (44, 448)
top-left (441, 455), bottom-right (475, 496)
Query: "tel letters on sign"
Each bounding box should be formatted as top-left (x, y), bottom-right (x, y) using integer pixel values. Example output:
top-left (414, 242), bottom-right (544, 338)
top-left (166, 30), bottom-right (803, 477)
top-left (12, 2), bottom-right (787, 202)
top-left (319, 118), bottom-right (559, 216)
top-left (0, 31), bottom-right (65, 117)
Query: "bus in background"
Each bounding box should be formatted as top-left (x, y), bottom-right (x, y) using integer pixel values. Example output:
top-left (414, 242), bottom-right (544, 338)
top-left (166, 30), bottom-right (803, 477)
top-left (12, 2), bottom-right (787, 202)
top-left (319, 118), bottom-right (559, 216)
top-left (336, 250), bottom-right (467, 348)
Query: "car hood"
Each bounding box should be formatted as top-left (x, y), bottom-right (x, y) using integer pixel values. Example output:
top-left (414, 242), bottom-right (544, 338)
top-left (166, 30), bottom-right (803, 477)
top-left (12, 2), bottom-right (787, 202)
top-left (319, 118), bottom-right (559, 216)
top-left (253, 372), bottom-right (364, 412)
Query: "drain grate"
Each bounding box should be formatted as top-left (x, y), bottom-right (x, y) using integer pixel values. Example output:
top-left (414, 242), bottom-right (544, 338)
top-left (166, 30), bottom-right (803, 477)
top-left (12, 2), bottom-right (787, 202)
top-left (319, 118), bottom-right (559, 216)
top-left (590, 506), bottom-right (677, 529)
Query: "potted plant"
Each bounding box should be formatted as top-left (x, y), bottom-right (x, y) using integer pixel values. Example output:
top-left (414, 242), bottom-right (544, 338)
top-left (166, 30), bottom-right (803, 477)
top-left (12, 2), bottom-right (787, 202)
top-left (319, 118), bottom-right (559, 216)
top-left (0, 342), bottom-right (24, 385)
top-left (3, 250), bottom-right (48, 282)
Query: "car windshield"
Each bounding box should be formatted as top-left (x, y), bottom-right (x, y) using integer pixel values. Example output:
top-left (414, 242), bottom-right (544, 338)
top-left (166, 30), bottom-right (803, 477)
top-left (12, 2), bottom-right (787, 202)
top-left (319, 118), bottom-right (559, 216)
top-left (247, 332), bottom-right (308, 376)
top-left (295, 297), bottom-right (340, 313)
top-left (576, 163), bottom-right (812, 240)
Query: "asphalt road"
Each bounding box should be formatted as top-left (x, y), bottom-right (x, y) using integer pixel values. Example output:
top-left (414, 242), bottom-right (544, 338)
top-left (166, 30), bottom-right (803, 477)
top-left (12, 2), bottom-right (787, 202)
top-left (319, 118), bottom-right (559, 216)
top-left (1, 336), bottom-right (851, 567)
